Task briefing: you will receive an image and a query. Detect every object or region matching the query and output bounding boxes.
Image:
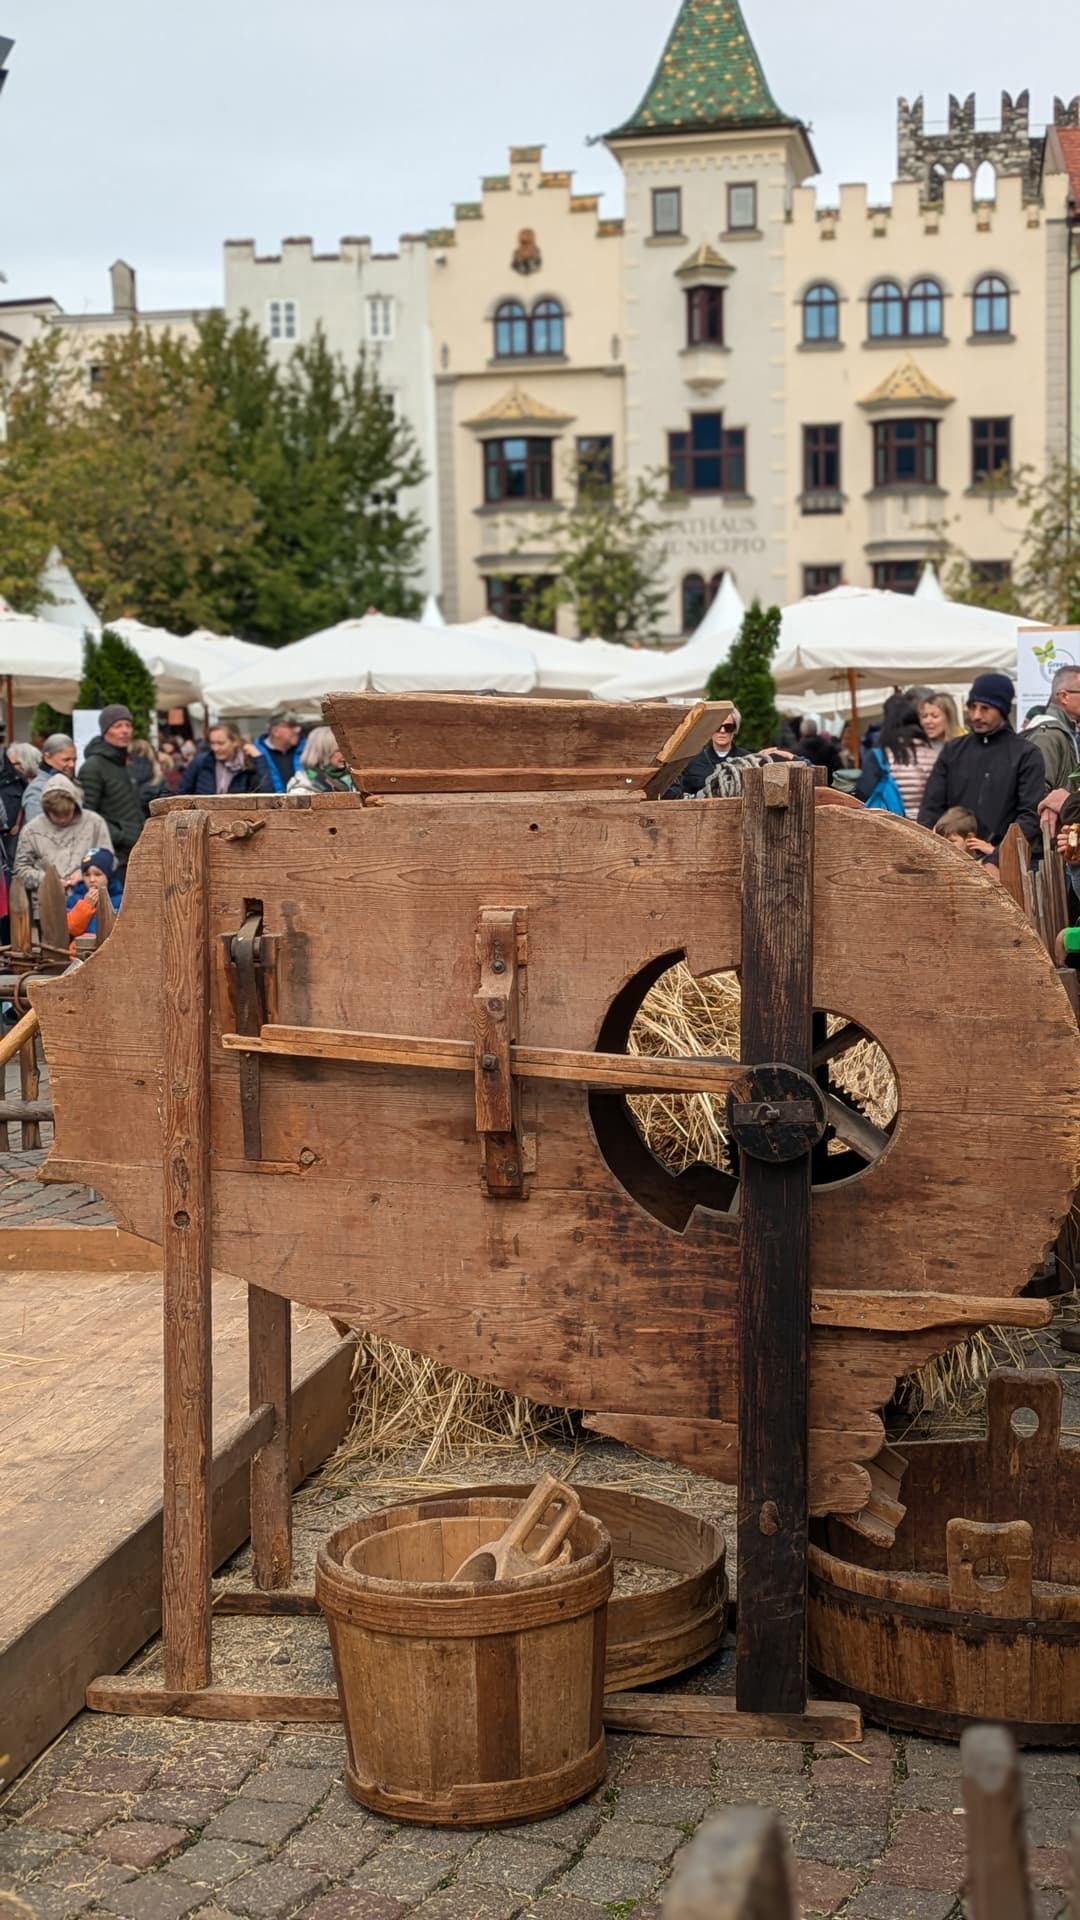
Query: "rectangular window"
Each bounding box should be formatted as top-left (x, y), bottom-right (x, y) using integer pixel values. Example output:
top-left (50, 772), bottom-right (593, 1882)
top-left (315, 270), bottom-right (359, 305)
top-left (686, 286), bottom-right (725, 347)
top-left (872, 418), bottom-right (938, 488)
top-left (576, 435), bottom-right (615, 498)
top-left (367, 296), bottom-right (394, 341)
top-left (971, 416), bottom-right (1011, 485)
top-left (727, 183), bottom-right (757, 231)
top-left (87, 362), bottom-right (105, 391)
top-left (668, 413), bottom-right (747, 495)
top-left (971, 559), bottom-right (1012, 587)
top-left (802, 425), bottom-right (842, 499)
top-left (485, 574), bottom-right (557, 630)
top-left (872, 560), bottom-right (921, 594)
top-left (803, 565), bottom-right (842, 596)
top-left (268, 299), bottom-right (297, 341)
top-left (483, 436), bottom-right (554, 505)
top-left (652, 187), bottom-right (683, 237)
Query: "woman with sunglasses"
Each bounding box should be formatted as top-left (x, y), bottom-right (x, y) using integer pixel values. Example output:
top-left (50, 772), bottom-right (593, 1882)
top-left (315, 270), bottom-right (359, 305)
top-left (664, 707), bottom-right (743, 798)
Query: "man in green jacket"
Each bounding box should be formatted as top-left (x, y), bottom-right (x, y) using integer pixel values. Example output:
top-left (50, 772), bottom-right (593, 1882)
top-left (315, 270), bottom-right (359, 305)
top-left (78, 705), bottom-right (146, 877)
top-left (1028, 665), bottom-right (1080, 835)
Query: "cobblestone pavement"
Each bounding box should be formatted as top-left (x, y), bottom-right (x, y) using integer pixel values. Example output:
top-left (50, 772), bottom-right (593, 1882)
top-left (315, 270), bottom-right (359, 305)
top-left (3, 1161), bottom-right (1077, 1918)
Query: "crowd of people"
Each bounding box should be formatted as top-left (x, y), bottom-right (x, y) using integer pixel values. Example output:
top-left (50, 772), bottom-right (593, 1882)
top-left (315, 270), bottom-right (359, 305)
top-left (0, 704), bottom-right (354, 948)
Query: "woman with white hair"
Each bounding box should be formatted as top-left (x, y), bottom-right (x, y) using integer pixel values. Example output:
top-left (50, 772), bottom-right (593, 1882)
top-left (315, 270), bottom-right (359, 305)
top-left (663, 706), bottom-right (743, 798)
top-left (287, 727), bottom-right (354, 796)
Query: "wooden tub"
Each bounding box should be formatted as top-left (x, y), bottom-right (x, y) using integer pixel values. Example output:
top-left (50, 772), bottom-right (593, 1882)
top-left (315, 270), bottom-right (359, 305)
top-left (809, 1372), bottom-right (1080, 1743)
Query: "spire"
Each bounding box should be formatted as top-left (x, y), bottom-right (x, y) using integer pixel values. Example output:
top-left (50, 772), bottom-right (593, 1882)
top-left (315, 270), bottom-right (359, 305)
top-left (610, 0), bottom-right (788, 139)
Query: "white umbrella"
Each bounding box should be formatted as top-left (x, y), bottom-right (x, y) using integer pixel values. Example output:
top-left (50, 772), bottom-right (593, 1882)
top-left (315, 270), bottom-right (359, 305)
top-left (0, 612), bottom-right (83, 706)
top-left (105, 618), bottom-right (271, 708)
top-left (914, 563), bottom-right (947, 604)
top-left (204, 612), bottom-right (537, 717)
top-left (37, 547), bottom-right (101, 635)
top-left (420, 594), bottom-right (447, 629)
top-left (452, 615), bottom-right (628, 696)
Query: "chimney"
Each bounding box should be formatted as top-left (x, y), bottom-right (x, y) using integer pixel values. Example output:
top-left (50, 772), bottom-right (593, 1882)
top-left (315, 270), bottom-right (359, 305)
top-left (110, 260), bottom-right (137, 316)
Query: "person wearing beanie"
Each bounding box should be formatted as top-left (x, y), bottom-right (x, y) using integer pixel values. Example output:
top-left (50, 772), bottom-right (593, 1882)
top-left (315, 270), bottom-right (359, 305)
top-left (918, 671), bottom-right (1047, 855)
top-left (77, 704), bottom-right (145, 871)
top-left (65, 847), bottom-right (123, 942)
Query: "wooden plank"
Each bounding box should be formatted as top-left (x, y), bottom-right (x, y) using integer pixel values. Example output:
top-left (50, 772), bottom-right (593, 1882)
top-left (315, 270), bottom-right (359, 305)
top-left (248, 1288), bottom-right (292, 1590)
top-left (0, 1269), bottom-right (352, 1782)
top-left (353, 765), bottom-right (661, 794)
top-left (603, 1693), bottom-right (861, 1743)
top-left (736, 762), bottom-right (815, 1714)
top-left (160, 809), bottom-right (213, 1691)
top-left (86, 1679), bottom-right (342, 1722)
top-left (998, 825), bottom-right (1029, 916)
top-left (663, 1807), bottom-right (796, 1920)
top-left (37, 865), bottom-right (71, 956)
top-left (18, 1030), bottom-right (41, 1151)
top-left (0, 1227), bottom-right (162, 1272)
top-left (8, 873), bottom-right (32, 953)
top-left (961, 1725), bottom-right (1033, 1920)
top-left (811, 1291), bottom-right (1053, 1332)
top-left (324, 691), bottom-right (729, 782)
top-left (213, 1588), bottom-right (320, 1616)
top-left (224, 1024), bottom-right (746, 1097)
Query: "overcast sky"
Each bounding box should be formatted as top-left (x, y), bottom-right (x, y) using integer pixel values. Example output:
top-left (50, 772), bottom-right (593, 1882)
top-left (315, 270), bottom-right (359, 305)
top-left (0, 0), bottom-right (1073, 315)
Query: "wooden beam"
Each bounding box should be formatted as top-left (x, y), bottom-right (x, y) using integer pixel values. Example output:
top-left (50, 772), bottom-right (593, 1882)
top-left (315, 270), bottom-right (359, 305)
top-left (160, 809), bottom-right (214, 1692)
top-left (811, 1291), bottom-right (1052, 1332)
top-left (737, 763), bottom-right (815, 1716)
top-left (248, 1290), bottom-right (293, 1590)
top-left (223, 1024), bottom-right (746, 1098)
top-left (662, 1808), bottom-right (796, 1919)
top-left (603, 1693), bottom-right (861, 1743)
top-left (961, 1725), bottom-right (1033, 1920)
top-left (86, 1679), bottom-right (343, 1722)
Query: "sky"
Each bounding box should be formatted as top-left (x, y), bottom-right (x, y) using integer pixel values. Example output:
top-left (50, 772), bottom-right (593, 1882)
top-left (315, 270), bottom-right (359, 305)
top-left (0, 0), bottom-right (1074, 315)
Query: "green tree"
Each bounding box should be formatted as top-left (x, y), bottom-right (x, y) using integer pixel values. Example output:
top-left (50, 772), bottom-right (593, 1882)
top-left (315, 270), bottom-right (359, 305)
top-left (79, 630), bottom-right (158, 738)
top-left (30, 700), bottom-right (73, 742)
top-left (507, 465), bottom-right (669, 642)
top-left (195, 314), bottom-right (427, 642)
top-left (0, 327), bottom-right (257, 628)
top-left (944, 459), bottom-right (1080, 625)
top-left (705, 599), bottom-right (781, 750)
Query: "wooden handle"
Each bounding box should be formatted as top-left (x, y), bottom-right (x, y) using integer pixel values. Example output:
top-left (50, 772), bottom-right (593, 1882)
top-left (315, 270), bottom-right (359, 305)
top-left (946, 1518), bottom-right (1034, 1618)
top-left (986, 1370), bottom-right (1061, 1466)
top-left (504, 1475), bottom-right (580, 1567)
top-left (0, 1007), bottom-right (39, 1071)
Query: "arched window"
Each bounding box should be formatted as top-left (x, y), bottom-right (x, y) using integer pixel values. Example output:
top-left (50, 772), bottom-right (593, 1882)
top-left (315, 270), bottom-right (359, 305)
top-left (973, 160), bottom-right (997, 201)
top-left (868, 281), bottom-right (904, 340)
top-left (531, 298), bottom-right (565, 355)
top-left (494, 301), bottom-right (529, 358)
top-left (682, 573), bottom-right (707, 633)
top-left (973, 274), bottom-right (1010, 336)
top-left (708, 572), bottom-right (726, 606)
top-left (908, 278), bottom-right (944, 337)
top-left (803, 283), bottom-right (840, 344)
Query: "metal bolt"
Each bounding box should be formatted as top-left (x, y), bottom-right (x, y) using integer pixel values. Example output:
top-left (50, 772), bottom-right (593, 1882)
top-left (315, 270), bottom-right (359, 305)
top-left (480, 1053), bottom-right (498, 1072)
top-left (491, 956), bottom-right (506, 974)
top-left (299, 1149), bottom-right (317, 1168)
top-left (500, 1163), bottom-right (520, 1180)
top-left (760, 1105), bottom-right (781, 1126)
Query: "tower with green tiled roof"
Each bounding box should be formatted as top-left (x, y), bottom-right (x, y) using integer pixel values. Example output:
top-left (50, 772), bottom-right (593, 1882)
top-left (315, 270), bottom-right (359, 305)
top-left (609, 0), bottom-right (799, 139)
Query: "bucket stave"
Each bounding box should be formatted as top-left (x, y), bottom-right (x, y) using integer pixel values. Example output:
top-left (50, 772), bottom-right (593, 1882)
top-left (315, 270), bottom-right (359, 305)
top-left (317, 1495), bottom-right (612, 1825)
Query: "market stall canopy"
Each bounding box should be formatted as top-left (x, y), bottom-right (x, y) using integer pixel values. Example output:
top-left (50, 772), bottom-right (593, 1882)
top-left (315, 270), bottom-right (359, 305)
top-left (0, 612), bottom-right (82, 706)
top-left (36, 548), bottom-right (101, 635)
top-left (915, 563), bottom-right (947, 604)
top-left (420, 595), bottom-right (447, 629)
top-left (106, 619), bottom-right (269, 708)
top-left (203, 612), bottom-right (538, 717)
top-left (451, 615), bottom-right (629, 696)
top-left (601, 586), bottom-right (1030, 704)
top-left (693, 572), bottom-right (747, 642)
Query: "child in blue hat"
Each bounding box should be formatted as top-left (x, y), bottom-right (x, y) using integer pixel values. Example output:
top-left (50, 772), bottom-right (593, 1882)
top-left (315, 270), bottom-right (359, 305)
top-left (66, 847), bottom-right (123, 940)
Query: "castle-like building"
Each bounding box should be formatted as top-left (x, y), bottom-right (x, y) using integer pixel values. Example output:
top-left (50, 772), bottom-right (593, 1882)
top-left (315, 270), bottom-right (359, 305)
top-left (219, 4), bottom-right (1080, 627)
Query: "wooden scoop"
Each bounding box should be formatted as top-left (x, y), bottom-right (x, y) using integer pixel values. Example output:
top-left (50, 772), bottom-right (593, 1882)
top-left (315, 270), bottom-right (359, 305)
top-left (451, 1475), bottom-right (581, 1584)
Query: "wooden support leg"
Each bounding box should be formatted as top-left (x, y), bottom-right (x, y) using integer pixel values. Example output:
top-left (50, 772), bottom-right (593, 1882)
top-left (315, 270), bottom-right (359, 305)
top-left (248, 1286), bottom-right (293, 1590)
top-left (161, 809), bottom-right (214, 1692)
top-left (736, 763), bottom-right (815, 1716)
top-left (19, 1028), bottom-right (41, 1151)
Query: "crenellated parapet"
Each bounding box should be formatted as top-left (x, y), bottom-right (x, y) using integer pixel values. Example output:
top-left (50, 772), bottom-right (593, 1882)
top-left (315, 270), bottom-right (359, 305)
top-left (897, 90), bottom-right (1046, 202)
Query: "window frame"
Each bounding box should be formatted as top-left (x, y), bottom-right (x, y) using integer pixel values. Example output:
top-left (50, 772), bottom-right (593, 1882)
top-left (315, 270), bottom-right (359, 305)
top-left (485, 573), bottom-right (557, 630)
top-left (872, 560), bottom-right (921, 594)
top-left (971, 416), bottom-right (1012, 486)
top-left (906, 278), bottom-right (944, 338)
top-left (494, 299), bottom-right (529, 358)
top-left (803, 283), bottom-right (840, 344)
top-left (652, 187), bottom-right (683, 237)
top-left (681, 572), bottom-right (708, 633)
top-left (482, 435), bottom-right (555, 506)
top-left (872, 417), bottom-right (939, 489)
top-left (268, 298), bottom-right (298, 342)
top-left (367, 295), bottom-right (395, 342)
top-left (575, 435), bottom-right (615, 498)
top-left (530, 297), bottom-right (565, 356)
top-left (686, 284), bottom-right (725, 348)
top-left (973, 275), bottom-right (1011, 336)
top-left (727, 182), bottom-right (758, 232)
top-left (668, 412), bottom-right (747, 496)
top-left (868, 280), bottom-right (906, 340)
top-left (802, 423), bottom-right (842, 498)
top-left (803, 565), bottom-right (842, 597)
top-left (493, 296), bottom-right (565, 358)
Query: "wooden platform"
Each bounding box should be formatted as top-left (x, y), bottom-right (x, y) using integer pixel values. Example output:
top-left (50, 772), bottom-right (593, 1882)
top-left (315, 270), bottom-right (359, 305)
top-left (0, 1230), bottom-right (353, 1782)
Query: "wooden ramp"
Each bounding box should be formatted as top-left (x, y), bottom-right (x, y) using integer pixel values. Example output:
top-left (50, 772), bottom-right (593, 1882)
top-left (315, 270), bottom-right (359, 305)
top-left (0, 1230), bottom-right (353, 1783)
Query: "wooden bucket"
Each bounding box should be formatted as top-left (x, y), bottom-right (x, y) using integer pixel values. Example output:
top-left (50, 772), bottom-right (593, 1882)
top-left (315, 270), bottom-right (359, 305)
top-left (407, 1483), bottom-right (728, 1690)
top-left (316, 1495), bottom-right (613, 1825)
top-left (809, 1372), bottom-right (1080, 1743)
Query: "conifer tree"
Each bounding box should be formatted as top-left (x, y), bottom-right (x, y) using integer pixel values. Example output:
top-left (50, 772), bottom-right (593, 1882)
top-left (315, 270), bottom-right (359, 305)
top-left (78, 630), bottom-right (158, 738)
top-left (705, 599), bottom-right (782, 750)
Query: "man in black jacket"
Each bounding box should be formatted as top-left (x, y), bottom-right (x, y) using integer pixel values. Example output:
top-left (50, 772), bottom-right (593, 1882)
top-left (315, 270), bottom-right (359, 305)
top-left (78, 705), bottom-right (146, 875)
top-left (918, 672), bottom-right (1046, 852)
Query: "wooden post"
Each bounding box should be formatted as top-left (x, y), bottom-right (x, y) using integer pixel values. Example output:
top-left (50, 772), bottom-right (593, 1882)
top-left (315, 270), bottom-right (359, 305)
top-left (161, 809), bottom-right (214, 1691)
top-left (737, 762), bottom-right (815, 1714)
top-left (662, 1806), bottom-right (796, 1919)
top-left (18, 1026), bottom-right (40, 1151)
top-left (961, 1725), bottom-right (1033, 1920)
top-left (847, 668), bottom-right (861, 771)
top-left (248, 1288), bottom-right (293, 1590)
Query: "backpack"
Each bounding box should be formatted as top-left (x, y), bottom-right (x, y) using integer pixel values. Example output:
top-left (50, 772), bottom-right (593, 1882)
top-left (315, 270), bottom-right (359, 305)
top-left (860, 747), bottom-right (907, 816)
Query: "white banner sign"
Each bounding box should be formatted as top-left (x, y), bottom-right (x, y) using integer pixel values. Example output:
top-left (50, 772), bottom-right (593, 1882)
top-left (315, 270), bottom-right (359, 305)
top-left (72, 709), bottom-right (101, 772)
top-left (1017, 627), bottom-right (1080, 724)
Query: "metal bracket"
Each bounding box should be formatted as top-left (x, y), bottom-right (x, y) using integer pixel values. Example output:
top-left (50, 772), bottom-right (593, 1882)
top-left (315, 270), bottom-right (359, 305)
top-left (474, 908), bottom-right (526, 1198)
top-left (726, 1065), bottom-right (827, 1164)
top-left (226, 910), bottom-right (272, 1162)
